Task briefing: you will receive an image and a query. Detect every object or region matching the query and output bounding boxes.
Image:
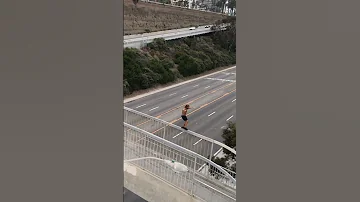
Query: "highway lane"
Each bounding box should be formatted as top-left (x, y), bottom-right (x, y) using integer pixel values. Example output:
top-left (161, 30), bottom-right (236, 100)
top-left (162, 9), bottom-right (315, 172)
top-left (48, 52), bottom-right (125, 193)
top-left (176, 90), bottom-right (236, 141)
top-left (154, 90), bottom-right (236, 158)
top-left (124, 68), bottom-right (236, 157)
top-left (125, 71), bottom-right (236, 116)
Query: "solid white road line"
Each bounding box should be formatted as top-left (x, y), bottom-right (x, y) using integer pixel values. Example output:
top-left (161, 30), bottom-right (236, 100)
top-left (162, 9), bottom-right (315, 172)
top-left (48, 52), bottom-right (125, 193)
top-left (205, 86), bottom-right (210, 89)
top-left (136, 104), bottom-right (146, 108)
top-left (181, 95), bottom-right (188, 98)
top-left (193, 139), bottom-right (202, 145)
top-left (173, 132), bottom-right (183, 138)
top-left (205, 77), bottom-right (236, 82)
top-left (169, 93), bottom-right (177, 96)
top-left (232, 99), bottom-right (236, 102)
top-left (226, 115), bottom-right (234, 121)
top-left (208, 112), bottom-right (216, 117)
top-left (149, 106), bottom-right (159, 111)
top-left (222, 72), bottom-right (236, 75)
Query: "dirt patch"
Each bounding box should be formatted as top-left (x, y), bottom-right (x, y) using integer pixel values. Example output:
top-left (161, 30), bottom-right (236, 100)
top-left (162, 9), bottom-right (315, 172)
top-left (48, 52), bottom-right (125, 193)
top-left (124, 0), bottom-right (226, 35)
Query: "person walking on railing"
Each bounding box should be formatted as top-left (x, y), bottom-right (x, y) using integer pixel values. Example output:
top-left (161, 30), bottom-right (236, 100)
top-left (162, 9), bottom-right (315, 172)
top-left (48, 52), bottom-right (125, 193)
top-left (181, 104), bottom-right (191, 130)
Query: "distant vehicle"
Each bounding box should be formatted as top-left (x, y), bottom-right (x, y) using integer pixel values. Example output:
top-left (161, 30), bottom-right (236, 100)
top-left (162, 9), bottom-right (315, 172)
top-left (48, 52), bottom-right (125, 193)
top-left (189, 27), bottom-right (196, 30)
top-left (205, 25), bottom-right (211, 28)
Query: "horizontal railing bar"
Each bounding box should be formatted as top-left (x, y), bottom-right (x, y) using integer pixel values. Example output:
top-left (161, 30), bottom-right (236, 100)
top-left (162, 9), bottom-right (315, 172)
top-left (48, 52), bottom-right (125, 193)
top-left (194, 178), bottom-right (236, 201)
top-left (124, 122), bottom-right (236, 184)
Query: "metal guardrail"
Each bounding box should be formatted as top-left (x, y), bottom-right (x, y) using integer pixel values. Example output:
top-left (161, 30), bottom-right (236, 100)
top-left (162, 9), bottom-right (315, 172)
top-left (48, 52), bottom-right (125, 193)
top-left (124, 122), bottom-right (236, 202)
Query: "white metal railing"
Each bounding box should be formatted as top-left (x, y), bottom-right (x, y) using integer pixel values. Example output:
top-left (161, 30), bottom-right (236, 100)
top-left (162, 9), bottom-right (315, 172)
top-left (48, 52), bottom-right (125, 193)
top-left (124, 122), bottom-right (236, 202)
top-left (124, 106), bottom-right (236, 156)
top-left (124, 106), bottom-right (236, 182)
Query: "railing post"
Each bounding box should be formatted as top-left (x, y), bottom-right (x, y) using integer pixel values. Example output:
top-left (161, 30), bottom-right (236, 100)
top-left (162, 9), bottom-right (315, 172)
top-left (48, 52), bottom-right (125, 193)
top-left (209, 141), bottom-right (214, 160)
top-left (124, 110), bottom-right (128, 123)
top-left (191, 156), bottom-right (197, 196)
top-left (163, 125), bottom-right (166, 139)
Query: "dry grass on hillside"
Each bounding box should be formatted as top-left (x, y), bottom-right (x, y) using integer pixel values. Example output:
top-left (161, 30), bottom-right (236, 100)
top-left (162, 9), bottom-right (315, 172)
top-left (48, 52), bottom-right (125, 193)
top-left (124, 0), bottom-right (226, 35)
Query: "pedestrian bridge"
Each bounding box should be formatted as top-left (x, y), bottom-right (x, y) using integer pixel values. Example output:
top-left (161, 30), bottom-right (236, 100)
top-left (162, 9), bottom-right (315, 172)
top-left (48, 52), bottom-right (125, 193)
top-left (124, 107), bottom-right (236, 202)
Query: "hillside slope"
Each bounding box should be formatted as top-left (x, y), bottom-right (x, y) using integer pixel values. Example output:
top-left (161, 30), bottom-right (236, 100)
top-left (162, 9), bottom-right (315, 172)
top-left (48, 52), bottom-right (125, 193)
top-left (124, 0), bottom-right (226, 35)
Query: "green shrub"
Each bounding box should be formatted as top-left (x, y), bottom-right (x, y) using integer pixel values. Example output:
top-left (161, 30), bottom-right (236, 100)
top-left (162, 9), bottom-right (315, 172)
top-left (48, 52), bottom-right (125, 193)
top-left (124, 20), bottom-right (236, 96)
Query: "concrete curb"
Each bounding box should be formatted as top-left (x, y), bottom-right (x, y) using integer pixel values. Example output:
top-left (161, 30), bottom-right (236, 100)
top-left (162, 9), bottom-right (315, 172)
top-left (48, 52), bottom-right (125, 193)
top-left (124, 66), bottom-right (236, 103)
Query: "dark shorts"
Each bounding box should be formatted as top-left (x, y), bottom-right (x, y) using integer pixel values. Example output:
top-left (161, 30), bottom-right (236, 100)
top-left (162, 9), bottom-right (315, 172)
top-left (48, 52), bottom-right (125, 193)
top-left (181, 115), bottom-right (188, 121)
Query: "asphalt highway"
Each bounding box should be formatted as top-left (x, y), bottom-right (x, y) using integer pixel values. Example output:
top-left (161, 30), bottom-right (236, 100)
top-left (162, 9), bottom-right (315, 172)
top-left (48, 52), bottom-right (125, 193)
top-left (125, 67), bottom-right (236, 156)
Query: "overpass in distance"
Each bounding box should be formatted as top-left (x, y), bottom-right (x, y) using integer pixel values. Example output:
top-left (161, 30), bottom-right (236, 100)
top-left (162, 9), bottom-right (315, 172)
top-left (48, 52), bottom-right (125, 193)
top-left (124, 24), bottom-right (228, 49)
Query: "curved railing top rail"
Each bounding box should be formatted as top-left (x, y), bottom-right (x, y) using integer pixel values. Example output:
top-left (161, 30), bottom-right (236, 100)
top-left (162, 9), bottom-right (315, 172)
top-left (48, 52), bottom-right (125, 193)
top-left (124, 122), bottom-right (236, 184)
top-left (124, 106), bottom-right (236, 156)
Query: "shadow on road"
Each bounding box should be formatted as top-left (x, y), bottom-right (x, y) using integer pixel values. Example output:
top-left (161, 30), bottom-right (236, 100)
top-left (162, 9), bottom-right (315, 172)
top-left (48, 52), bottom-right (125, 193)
top-left (124, 188), bottom-right (148, 202)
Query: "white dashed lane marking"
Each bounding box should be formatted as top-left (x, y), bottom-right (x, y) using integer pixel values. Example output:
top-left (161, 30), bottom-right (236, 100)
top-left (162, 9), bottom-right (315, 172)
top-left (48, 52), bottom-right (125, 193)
top-left (232, 99), bottom-right (236, 102)
top-left (136, 104), bottom-right (146, 108)
top-left (208, 112), bottom-right (216, 117)
top-left (181, 95), bottom-right (188, 98)
top-left (193, 139), bottom-right (202, 145)
top-left (173, 132), bottom-right (183, 138)
top-left (205, 86), bottom-right (210, 89)
top-left (169, 93), bottom-right (177, 96)
top-left (193, 85), bottom-right (199, 87)
top-left (226, 115), bottom-right (234, 121)
top-left (149, 106), bottom-right (159, 111)
top-left (221, 126), bottom-right (226, 129)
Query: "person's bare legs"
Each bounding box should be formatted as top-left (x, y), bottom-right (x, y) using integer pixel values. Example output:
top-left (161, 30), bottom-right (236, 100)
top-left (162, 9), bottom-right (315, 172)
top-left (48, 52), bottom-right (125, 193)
top-left (184, 120), bottom-right (188, 128)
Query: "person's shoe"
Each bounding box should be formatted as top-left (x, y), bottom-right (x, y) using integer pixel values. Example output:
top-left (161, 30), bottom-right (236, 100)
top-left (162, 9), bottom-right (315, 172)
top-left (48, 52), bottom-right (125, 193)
top-left (183, 127), bottom-right (188, 130)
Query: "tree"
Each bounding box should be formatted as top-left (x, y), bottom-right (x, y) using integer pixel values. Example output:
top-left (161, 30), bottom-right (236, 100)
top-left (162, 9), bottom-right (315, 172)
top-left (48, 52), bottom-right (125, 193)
top-left (184, 0), bottom-right (189, 8)
top-left (196, 0), bottom-right (201, 8)
top-left (191, 1), bottom-right (196, 9)
top-left (212, 16), bottom-right (236, 52)
top-left (159, 0), bottom-right (171, 4)
top-left (215, 0), bottom-right (226, 13)
top-left (124, 23), bottom-right (236, 97)
top-left (177, 0), bottom-right (188, 7)
top-left (208, 121), bottom-right (236, 178)
top-left (133, 0), bottom-right (139, 7)
top-left (221, 121), bottom-right (236, 160)
top-left (227, 0), bottom-right (236, 16)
